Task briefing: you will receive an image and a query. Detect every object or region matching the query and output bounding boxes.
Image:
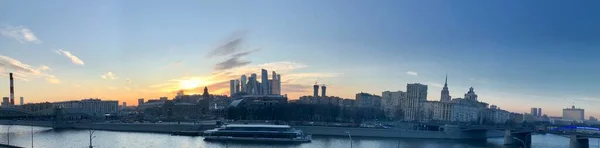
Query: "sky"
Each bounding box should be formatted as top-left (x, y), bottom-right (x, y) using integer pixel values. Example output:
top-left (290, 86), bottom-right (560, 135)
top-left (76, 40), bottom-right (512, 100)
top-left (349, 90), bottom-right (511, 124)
top-left (1, 0), bottom-right (599, 118)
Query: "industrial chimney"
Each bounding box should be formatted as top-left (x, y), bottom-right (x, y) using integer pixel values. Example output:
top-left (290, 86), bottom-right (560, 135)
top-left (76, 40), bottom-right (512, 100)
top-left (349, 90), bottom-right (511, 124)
top-left (9, 73), bottom-right (14, 105)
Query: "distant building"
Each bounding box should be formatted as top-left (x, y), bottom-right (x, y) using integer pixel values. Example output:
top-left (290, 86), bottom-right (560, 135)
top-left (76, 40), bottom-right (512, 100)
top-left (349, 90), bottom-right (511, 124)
top-left (382, 90), bottom-right (406, 119)
top-left (405, 83), bottom-right (427, 121)
top-left (160, 97), bottom-right (168, 101)
top-left (1, 97), bottom-right (9, 107)
top-left (355, 92), bottom-right (382, 109)
top-left (230, 80), bottom-right (236, 97)
top-left (261, 69), bottom-right (269, 95)
top-left (122, 102), bottom-right (127, 108)
top-left (313, 85), bottom-right (319, 97)
top-left (440, 75), bottom-right (451, 102)
top-left (483, 106), bottom-right (510, 124)
top-left (19, 97), bottom-right (23, 106)
top-left (240, 75), bottom-right (247, 93)
top-left (138, 98), bottom-right (144, 106)
top-left (538, 108), bottom-right (542, 117)
top-left (563, 105), bottom-right (585, 121)
top-left (531, 108), bottom-right (538, 118)
top-left (53, 98), bottom-right (119, 116)
top-left (464, 87), bottom-right (478, 101)
top-left (22, 102), bottom-right (53, 112)
top-left (321, 85), bottom-right (327, 97)
top-left (590, 116), bottom-right (598, 122)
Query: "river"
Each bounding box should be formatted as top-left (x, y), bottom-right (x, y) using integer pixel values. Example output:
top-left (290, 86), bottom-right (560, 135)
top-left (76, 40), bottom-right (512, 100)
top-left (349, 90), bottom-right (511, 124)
top-left (1, 125), bottom-right (599, 148)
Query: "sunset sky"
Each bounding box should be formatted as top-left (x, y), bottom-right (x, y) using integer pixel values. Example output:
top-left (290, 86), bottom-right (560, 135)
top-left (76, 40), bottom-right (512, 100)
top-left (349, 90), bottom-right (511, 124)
top-left (1, 1), bottom-right (599, 118)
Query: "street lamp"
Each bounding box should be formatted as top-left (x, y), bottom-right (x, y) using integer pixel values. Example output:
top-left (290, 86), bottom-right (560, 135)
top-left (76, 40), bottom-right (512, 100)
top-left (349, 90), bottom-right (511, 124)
top-left (89, 130), bottom-right (96, 148)
top-left (6, 125), bottom-right (13, 145)
top-left (345, 131), bottom-right (352, 148)
top-left (512, 137), bottom-right (527, 148)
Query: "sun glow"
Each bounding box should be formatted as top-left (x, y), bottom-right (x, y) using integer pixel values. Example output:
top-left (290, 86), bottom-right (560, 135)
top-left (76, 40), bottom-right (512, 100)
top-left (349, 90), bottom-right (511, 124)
top-left (180, 79), bottom-right (201, 90)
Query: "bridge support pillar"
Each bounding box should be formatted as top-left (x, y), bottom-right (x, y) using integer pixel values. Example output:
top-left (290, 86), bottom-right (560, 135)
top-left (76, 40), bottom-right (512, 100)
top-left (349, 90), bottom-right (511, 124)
top-left (504, 130), bottom-right (531, 148)
top-left (569, 135), bottom-right (589, 148)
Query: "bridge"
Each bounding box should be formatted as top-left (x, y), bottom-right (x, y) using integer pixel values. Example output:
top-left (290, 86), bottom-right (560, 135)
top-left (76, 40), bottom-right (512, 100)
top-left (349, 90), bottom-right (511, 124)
top-left (457, 124), bottom-right (599, 148)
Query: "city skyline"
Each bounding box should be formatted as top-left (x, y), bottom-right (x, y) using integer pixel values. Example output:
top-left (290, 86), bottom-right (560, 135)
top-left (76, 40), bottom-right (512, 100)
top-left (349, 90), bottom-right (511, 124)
top-left (1, 1), bottom-right (599, 118)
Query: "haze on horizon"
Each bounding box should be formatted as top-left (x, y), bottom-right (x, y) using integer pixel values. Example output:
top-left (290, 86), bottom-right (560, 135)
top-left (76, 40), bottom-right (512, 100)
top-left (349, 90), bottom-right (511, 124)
top-left (1, 0), bottom-right (599, 118)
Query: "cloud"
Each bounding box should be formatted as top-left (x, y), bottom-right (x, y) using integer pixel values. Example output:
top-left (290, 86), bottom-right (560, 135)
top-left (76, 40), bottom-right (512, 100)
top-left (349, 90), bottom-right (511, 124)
top-left (101, 72), bottom-right (118, 80)
top-left (107, 86), bottom-right (117, 90)
top-left (406, 71), bottom-right (418, 76)
top-left (0, 25), bottom-right (42, 44)
top-left (0, 55), bottom-right (59, 84)
top-left (125, 78), bottom-right (132, 83)
top-left (55, 49), bottom-right (85, 65)
top-left (214, 50), bottom-right (260, 70)
top-left (207, 31), bottom-right (247, 57)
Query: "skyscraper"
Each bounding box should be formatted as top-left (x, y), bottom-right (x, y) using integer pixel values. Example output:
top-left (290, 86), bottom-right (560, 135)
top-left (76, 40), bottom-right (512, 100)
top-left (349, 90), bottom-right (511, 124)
top-left (538, 108), bottom-right (542, 117)
top-left (313, 84), bottom-right (319, 97)
top-left (440, 74), bottom-right (451, 102)
top-left (261, 69), bottom-right (269, 95)
top-left (241, 75), bottom-right (247, 93)
top-left (249, 73), bottom-right (258, 94)
top-left (19, 97), bottom-right (23, 106)
top-left (235, 80), bottom-right (240, 93)
top-left (230, 80), bottom-right (236, 96)
top-left (277, 74), bottom-right (281, 95)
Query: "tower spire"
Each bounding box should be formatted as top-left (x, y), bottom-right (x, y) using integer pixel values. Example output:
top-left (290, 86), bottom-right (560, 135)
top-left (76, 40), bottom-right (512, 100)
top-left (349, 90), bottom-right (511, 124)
top-left (444, 73), bottom-right (448, 87)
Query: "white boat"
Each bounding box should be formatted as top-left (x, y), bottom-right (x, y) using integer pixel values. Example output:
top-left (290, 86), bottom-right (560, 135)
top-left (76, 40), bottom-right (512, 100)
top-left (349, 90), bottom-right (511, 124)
top-left (203, 124), bottom-right (312, 143)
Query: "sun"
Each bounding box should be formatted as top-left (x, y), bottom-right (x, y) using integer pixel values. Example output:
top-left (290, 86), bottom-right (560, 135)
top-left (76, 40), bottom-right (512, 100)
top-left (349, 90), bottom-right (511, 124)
top-left (180, 79), bottom-right (201, 90)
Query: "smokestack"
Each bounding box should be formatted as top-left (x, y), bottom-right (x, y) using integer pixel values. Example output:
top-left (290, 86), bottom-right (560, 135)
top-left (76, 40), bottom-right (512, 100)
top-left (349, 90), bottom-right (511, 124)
top-left (321, 85), bottom-right (327, 97)
top-left (10, 73), bottom-right (14, 106)
top-left (313, 85), bottom-right (319, 97)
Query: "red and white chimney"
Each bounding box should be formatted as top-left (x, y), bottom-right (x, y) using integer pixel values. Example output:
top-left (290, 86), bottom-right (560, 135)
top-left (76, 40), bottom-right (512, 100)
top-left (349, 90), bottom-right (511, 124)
top-left (9, 73), bottom-right (14, 105)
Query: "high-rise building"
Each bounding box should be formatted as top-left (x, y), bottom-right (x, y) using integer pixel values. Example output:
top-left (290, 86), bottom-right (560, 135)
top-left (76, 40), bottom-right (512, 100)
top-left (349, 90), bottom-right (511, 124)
top-left (122, 102), bottom-right (127, 108)
top-left (261, 69), bottom-right (269, 95)
top-left (19, 97), bottom-right (23, 106)
top-left (241, 75), bottom-right (247, 93)
top-left (531, 108), bottom-right (538, 118)
top-left (230, 80), bottom-right (236, 96)
top-left (271, 79), bottom-right (280, 95)
top-left (563, 105), bottom-right (584, 121)
top-left (538, 108), bottom-right (542, 117)
top-left (313, 85), bottom-right (319, 97)
top-left (235, 80), bottom-right (240, 93)
top-left (277, 74), bottom-right (281, 95)
top-left (406, 83), bottom-right (428, 121)
top-left (440, 74), bottom-right (451, 102)
top-left (321, 85), bottom-right (327, 97)
top-left (138, 98), bottom-right (144, 106)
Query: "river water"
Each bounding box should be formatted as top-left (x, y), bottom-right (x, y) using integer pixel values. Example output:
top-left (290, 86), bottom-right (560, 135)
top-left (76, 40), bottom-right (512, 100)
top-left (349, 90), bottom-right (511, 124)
top-left (1, 125), bottom-right (599, 148)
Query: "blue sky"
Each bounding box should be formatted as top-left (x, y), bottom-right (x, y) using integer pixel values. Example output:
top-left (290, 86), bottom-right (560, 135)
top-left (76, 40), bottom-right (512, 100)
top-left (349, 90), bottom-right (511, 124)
top-left (1, 0), bottom-right (599, 117)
